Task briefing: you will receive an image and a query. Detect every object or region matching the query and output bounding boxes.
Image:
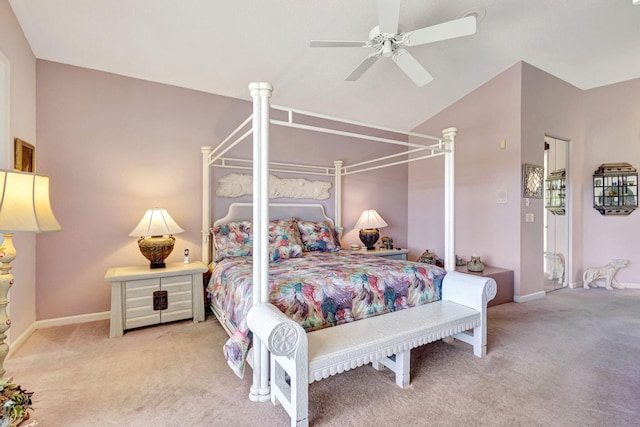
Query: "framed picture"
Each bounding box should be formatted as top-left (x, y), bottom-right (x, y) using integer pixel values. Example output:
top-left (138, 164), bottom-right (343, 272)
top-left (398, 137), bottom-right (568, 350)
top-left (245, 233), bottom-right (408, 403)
top-left (522, 163), bottom-right (543, 198)
top-left (14, 138), bottom-right (35, 172)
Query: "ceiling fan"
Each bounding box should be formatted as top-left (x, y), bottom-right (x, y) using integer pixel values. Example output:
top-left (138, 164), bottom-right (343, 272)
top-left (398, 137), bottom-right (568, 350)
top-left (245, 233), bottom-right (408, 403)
top-left (310, 0), bottom-right (477, 87)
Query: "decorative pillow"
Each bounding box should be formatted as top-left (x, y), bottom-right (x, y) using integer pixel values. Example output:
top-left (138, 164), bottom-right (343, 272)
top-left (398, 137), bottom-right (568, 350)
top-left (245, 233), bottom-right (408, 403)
top-left (296, 220), bottom-right (341, 252)
top-left (211, 221), bottom-right (253, 261)
top-left (269, 244), bottom-right (303, 262)
top-left (268, 218), bottom-right (303, 247)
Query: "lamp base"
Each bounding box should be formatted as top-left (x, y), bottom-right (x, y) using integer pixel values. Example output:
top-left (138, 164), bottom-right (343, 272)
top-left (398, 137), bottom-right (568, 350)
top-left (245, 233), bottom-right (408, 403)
top-left (137, 235), bottom-right (175, 269)
top-left (359, 228), bottom-right (380, 251)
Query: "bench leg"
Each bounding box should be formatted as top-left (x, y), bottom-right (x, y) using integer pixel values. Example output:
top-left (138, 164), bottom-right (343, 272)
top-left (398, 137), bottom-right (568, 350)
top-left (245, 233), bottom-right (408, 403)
top-left (270, 355), bottom-right (309, 427)
top-left (371, 350), bottom-right (411, 388)
top-left (451, 327), bottom-right (487, 357)
top-left (472, 327), bottom-right (487, 357)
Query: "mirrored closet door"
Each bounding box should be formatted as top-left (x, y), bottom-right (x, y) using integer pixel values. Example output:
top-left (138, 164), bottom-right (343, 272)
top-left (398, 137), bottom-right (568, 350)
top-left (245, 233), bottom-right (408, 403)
top-left (543, 136), bottom-right (569, 292)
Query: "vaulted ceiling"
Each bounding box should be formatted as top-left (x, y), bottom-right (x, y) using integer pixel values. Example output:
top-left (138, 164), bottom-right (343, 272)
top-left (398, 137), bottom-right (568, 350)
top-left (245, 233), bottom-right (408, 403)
top-left (9, 0), bottom-right (640, 130)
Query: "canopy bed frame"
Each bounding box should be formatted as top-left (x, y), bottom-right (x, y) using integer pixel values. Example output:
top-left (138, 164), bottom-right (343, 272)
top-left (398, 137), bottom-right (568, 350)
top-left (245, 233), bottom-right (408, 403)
top-left (201, 82), bottom-right (459, 403)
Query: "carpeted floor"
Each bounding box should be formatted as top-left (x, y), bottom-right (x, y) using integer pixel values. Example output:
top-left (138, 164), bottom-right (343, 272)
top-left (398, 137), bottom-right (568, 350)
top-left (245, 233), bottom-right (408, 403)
top-left (6, 287), bottom-right (640, 426)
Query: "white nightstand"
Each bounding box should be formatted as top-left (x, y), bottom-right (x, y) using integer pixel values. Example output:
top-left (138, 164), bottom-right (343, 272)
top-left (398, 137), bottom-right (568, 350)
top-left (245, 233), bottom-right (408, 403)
top-left (104, 261), bottom-right (208, 338)
top-left (356, 248), bottom-right (410, 260)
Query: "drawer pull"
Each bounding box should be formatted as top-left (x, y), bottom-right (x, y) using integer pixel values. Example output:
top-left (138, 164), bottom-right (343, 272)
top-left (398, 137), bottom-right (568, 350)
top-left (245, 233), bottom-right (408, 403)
top-left (153, 290), bottom-right (168, 311)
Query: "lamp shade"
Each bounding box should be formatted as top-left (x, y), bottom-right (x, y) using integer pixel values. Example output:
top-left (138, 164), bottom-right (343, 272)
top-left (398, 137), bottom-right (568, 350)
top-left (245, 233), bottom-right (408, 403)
top-left (129, 208), bottom-right (184, 237)
top-left (129, 208), bottom-right (184, 269)
top-left (354, 209), bottom-right (387, 251)
top-left (0, 170), bottom-right (62, 233)
top-left (354, 209), bottom-right (388, 230)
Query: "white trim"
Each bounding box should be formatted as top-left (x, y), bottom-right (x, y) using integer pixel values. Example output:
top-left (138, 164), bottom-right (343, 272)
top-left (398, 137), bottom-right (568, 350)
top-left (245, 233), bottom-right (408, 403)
top-left (34, 311), bottom-right (111, 329)
top-left (7, 311), bottom-right (110, 358)
top-left (513, 291), bottom-right (546, 303)
top-left (619, 282), bottom-right (640, 289)
top-left (6, 323), bottom-right (35, 358)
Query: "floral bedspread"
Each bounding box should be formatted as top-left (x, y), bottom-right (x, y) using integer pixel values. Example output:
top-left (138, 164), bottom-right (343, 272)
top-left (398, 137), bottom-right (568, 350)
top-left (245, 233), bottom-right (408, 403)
top-left (206, 251), bottom-right (446, 378)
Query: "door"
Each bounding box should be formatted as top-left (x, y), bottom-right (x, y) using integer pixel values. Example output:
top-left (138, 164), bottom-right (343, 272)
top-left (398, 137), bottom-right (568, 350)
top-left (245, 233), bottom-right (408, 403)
top-left (544, 136), bottom-right (569, 292)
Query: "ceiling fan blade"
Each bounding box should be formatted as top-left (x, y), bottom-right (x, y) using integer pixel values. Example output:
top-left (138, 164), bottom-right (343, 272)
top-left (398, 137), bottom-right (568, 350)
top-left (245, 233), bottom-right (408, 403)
top-left (377, 0), bottom-right (401, 35)
top-left (403, 15), bottom-right (477, 47)
top-left (345, 53), bottom-right (381, 81)
top-left (310, 40), bottom-right (369, 48)
top-left (391, 49), bottom-right (433, 87)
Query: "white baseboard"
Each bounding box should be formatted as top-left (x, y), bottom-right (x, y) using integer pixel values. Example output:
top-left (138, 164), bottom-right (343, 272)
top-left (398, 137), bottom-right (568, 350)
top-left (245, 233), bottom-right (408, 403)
top-left (7, 323), bottom-right (37, 358)
top-left (621, 282), bottom-right (640, 289)
top-left (513, 291), bottom-right (546, 303)
top-left (8, 311), bottom-right (110, 358)
top-left (34, 311), bottom-right (110, 329)
top-left (576, 281), bottom-right (639, 290)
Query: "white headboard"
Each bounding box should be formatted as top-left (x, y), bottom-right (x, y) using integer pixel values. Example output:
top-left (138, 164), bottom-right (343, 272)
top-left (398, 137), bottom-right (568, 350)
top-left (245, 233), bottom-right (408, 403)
top-left (213, 202), bottom-right (334, 227)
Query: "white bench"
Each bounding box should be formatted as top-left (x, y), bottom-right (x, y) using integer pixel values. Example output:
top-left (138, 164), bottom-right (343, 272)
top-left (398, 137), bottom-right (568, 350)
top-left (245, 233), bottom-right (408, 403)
top-left (247, 271), bottom-right (497, 427)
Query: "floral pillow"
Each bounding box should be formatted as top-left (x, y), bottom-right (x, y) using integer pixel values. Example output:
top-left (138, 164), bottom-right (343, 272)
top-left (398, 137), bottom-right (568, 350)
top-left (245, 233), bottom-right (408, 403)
top-left (211, 221), bottom-right (253, 261)
top-left (269, 244), bottom-right (303, 262)
top-left (268, 218), bottom-right (303, 248)
top-left (268, 218), bottom-right (303, 261)
top-left (296, 220), bottom-right (341, 252)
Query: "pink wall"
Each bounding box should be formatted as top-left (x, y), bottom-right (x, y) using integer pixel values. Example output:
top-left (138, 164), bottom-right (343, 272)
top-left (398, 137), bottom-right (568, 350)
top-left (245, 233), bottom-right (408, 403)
top-left (408, 63), bottom-right (523, 288)
top-left (35, 61), bottom-right (408, 320)
top-left (0, 0), bottom-right (38, 344)
top-left (582, 78), bottom-right (640, 284)
top-left (520, 63), bottom-right (585, 293)
top-left (410, 61), bottom-right (639, 298)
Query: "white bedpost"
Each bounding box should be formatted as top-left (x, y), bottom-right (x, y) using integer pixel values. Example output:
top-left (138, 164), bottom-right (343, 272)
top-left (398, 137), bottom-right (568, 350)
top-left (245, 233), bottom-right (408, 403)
top-left (333, 160), bottom-right (343, 229)
top-left (442, 127), bottom-right (457, 272)
top-left (249, 82), bottom-right (273, 403)
top-left (201, 146), bottom-right (213, 264)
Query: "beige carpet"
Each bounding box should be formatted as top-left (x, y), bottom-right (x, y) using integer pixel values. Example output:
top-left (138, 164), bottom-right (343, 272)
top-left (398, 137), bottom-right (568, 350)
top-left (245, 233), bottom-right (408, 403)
top-left (6, 287), bottom-right (640, 426)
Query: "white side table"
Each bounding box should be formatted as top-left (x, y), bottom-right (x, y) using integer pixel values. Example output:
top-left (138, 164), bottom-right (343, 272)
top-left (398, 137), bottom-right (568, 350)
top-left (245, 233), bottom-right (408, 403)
top-left (104, 261), bottom-right (208, 338)
top-left (355, 248), bottom-right (409, 260)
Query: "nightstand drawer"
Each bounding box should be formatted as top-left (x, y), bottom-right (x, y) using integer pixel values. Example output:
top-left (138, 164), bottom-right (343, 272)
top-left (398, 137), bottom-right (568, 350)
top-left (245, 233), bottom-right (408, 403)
top-left (124, 278), bottom-right (160, 328)
top-left (383, 253), bottom-right (406, 260)
top-left (357, 248), bottom-right (409, 260)
top-left (126, 312), bottom-right (160, 330)
top-left (160, 275), bottom-right (193, 319)
top-left (125, 278), bottom-right (160, 299)
top-left (161, 275), bottom-right (192, 293)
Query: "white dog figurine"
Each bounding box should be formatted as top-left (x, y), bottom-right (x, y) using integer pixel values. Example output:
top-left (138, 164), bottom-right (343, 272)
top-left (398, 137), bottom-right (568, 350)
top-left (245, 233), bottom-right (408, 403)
top-left (583, 259), bottom-right (629, 290)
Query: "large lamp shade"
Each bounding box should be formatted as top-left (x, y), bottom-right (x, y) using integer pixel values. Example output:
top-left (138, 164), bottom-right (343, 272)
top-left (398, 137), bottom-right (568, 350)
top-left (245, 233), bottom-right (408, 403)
top-left (354, 209), bottom-right (387, 250)
top-left (129, 208), bottom-right (184, 269)
top-left (0, 170), bottom-right (62, 378)
top-left (0, 171), bottom-right (62, 232)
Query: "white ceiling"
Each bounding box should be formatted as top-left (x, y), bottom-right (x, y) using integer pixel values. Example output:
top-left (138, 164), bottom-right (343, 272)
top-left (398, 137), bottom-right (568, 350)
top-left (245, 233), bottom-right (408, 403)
top-left (9, 0), bottom-right (640, 130)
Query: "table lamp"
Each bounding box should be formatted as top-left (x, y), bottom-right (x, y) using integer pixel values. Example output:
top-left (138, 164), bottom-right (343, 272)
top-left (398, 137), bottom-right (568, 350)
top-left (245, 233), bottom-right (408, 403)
top-left (129, 208), bottom-right (184, 269)
top-left (0, 170), bottom-right (62, 377)
top-left (354, 209), bottom-right (387, 250)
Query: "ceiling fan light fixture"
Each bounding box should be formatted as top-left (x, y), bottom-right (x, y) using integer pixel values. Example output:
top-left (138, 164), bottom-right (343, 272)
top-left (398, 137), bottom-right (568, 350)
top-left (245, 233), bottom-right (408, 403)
top-left (382, 40), bottom-right (393, 57)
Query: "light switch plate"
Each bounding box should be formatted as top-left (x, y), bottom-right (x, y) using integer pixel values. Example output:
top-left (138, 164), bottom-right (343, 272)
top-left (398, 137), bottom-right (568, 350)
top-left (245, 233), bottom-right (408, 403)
top-left (497, 189), bottom-right (508, 204)
top-left (525, 213), bottom-right (535, 222)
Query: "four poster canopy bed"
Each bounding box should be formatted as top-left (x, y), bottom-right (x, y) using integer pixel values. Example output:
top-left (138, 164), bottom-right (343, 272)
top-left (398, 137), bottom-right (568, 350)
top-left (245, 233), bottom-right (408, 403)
top-left (201, 82), bottom-right (496, 426)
